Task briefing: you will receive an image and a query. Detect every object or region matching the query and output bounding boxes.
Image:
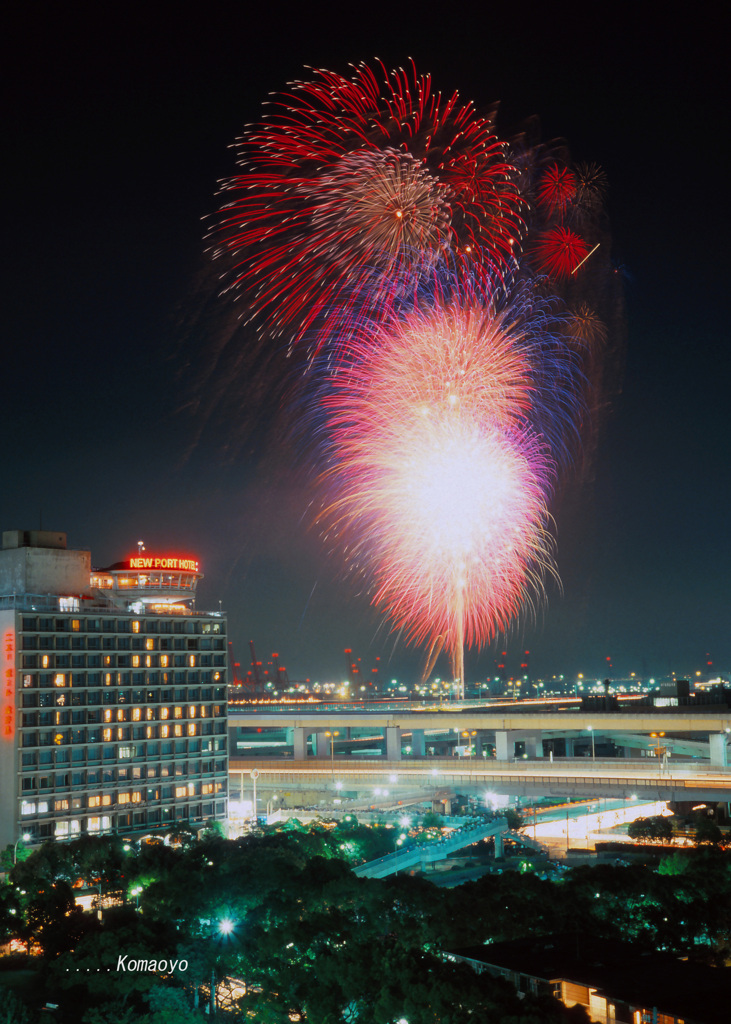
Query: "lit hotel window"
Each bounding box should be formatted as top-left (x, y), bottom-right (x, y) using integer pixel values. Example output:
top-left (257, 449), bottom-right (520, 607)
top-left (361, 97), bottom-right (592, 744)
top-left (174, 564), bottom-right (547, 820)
top-left (189, 706), bottom-right (197, 718)
top-left (146, 708), bottom-right (154, 721)
top-left (89, 796), bottom-right (101, 808)
top-left (145, 655), bottom-right (151, 668)
top-left (116, 709), bottom-right (126, 722)
top-left (132, 708), bottom-right (141, 721)
top-left (132, 792), bottom-right (142, 803)
top-left (105, 673), bottom-right (112, 685)
top-left (21, 801), bottom-right (36, 816)
top-left (160, 655), bottom-right (169, 668)
top-left (187, 723), bottom-right (197, 737)
top-left (188, 655), bottom-right (196, 667)
top-left (104, 709), bottom-right (112, 723)
top-left (132, 621), bottom-right (140, 634)
top-left (54, 674), bottom-right (65, 687)
top-left (71, 620), bottom-right (80, 632)
top-left (174, 707), bottom-right (183, 719)
top-left (146, 726), bottom-right (154, 739)
top-left (103, 729), bottom-right (112, 741)
top-left (42, 655), bottom-right (49, 669)
top-left (160, 725), bottom-right (169, 738)
top-left (175, 786), bottom-right (187, 798)
top-left (118, 793), bottom-right (130, 804)
top-left (160, 707), bottom-right (169, 720)
top-left (174, 724), bottom-right (183, 737)
top-left (132, 656), bottom-right (140, 668)
top-left (145, 639), bottom-right (154, 651)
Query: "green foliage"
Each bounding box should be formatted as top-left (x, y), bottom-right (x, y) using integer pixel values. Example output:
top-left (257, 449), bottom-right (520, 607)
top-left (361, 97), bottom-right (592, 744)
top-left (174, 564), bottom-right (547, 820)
top-left (658, 851), bottom-right (690, 875)
top-left (82, 1003), bottom-right (139, 1024)
top-left (141, 985), bottom-right (206, 1023)
top-left (694, 815), bottom-right (723, 845)
top-left (0, 989), bottom-right (35, 1024)
top-left (0, 843), bottom-right (31, 873)
top-left (7, 824), bottom-right (731, 1020)
top-left (626, 815), bottom-right (672, 843)
top-left (199, 818), bottom-right (225, 842)
top-left (504, 808), bottom-right (523, 830)
top-left (421, 811), bottom-right (443, 828)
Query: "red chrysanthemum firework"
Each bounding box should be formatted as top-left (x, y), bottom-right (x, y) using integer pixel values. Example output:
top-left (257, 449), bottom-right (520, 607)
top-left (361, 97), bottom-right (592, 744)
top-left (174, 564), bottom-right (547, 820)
top-left (211, 61), bottom-right (524, 349)
top-left (531, 227), bottom-right (589, 280)
top-left (536, 164), bottom-right (577, 215)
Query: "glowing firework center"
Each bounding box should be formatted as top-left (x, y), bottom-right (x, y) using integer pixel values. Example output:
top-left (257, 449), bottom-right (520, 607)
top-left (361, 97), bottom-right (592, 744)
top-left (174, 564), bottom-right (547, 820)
top-left (91, 554), bottom-right (203, 613)
top-left (319, 292), bottom-right (555, 696)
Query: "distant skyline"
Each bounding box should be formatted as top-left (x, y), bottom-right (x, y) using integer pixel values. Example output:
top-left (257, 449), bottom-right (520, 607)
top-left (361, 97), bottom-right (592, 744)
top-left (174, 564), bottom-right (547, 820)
top-left (5, 7), bottom-right (729, 685)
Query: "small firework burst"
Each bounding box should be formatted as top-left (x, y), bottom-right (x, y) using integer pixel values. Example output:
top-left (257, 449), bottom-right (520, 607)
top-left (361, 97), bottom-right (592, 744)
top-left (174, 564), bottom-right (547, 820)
top-left (536, 164), bottom-right (577, 215)
top-left (531, 226), bottom-right (589, 279)
top-left (574, 162), bottom-right (608, 211)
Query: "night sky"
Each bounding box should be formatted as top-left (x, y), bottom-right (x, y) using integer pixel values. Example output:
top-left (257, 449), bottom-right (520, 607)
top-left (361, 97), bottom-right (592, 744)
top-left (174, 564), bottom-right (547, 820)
top-left (5, 5), bottom-right (729, 685)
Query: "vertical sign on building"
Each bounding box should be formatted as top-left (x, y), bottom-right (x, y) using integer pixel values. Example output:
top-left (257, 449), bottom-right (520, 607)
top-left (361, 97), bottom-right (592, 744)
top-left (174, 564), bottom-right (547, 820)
top-left (2, 625), bottom-right (16, 739)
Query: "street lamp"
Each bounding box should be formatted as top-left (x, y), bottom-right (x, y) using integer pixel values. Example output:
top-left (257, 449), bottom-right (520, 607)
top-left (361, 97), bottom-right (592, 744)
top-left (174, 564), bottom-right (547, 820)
top-left (131, 886), bottom-right (142, 911)
top-left (325, 730), bottom-right (340, 771)
top-left (250, 769), bottom-right (259, 826)
top-left (650, 732), bottom-right (666, 770)
top-left (210, 918), bottom-right (237, 1017)
top-left (13, 833), bottom-right (30, 864)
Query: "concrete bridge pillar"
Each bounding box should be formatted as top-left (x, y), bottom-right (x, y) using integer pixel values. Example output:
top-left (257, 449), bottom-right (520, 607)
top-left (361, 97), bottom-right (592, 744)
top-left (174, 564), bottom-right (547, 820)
top-left (564, 736), bottom-right (575, 757)
top-left (474, 733), bottom-right (484, 758)
top-left (314, 731), bottom-right (332, 758)
top-left (523, 731), bottom-right (542, 758)
top-left (710, 732), bottom-right (729, 767)
top-left (494, 831), bottom-right (504, 858)
top-left (411, 729), bottom-right (426, 756)
top-left (385, 726), bottom-right (402, 761)
top-left (495, 730), bottom-right (513, 760)
top-left (292, 727), bottom-right (308, 761)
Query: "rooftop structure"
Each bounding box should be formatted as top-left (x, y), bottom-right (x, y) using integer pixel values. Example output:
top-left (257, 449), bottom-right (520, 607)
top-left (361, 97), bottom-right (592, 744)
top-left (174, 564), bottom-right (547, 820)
top-left (448, 933), bottom-right (731, 1024)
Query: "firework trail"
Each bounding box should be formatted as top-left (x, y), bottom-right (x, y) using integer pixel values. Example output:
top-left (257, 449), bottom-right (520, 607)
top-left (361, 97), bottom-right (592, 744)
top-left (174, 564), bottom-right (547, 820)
top-left (313, 275), bottom-right (565, 686)
top-left (210, 60), bottom-right (524, 352)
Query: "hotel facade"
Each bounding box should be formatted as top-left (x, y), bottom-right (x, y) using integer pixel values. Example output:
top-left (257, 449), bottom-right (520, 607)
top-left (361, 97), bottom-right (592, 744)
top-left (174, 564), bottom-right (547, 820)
top-left (0, 530), bottom-right (228, 849)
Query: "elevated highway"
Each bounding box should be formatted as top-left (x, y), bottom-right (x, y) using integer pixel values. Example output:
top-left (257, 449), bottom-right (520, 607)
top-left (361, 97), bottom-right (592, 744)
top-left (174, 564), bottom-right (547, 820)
top-left (229, 702), bottom-right (731, 765)
top-left (229, 756), bottom-right (731, 803)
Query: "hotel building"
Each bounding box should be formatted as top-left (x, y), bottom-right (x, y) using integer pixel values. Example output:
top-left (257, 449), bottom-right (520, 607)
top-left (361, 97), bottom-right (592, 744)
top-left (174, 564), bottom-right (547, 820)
top-left (0, 530), bottom-right (228, 848)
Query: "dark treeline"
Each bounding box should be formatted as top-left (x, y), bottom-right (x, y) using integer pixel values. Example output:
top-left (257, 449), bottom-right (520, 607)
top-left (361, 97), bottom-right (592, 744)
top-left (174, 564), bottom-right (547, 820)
top-left (2, 821), bottom-right (731, 1023)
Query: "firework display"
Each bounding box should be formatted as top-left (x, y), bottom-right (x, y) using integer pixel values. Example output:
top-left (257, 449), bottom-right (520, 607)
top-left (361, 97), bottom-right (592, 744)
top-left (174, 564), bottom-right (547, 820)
top-left (314, 283), bottom-right (558, 683)
top-left (211, 60), bottom-right (524, 349)
top-left (210, 61), bottom-right (620, 688)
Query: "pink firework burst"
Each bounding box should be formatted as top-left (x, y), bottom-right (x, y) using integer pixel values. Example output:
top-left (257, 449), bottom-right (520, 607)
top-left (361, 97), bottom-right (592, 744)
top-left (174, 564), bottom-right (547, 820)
top-left (531, 226), bottom-right (589, 280)
top-left (317, 294), bottom-right (556, 682)
top-left (211, 61), bottom-right (524, 348)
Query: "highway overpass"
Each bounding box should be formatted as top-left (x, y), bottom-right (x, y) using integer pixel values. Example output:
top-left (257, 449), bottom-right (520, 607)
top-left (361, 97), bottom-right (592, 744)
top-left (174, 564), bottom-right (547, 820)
top-left (229, 704), bottom-right (731, 765)
top-left (229, 756), bottom-right (731, 805)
